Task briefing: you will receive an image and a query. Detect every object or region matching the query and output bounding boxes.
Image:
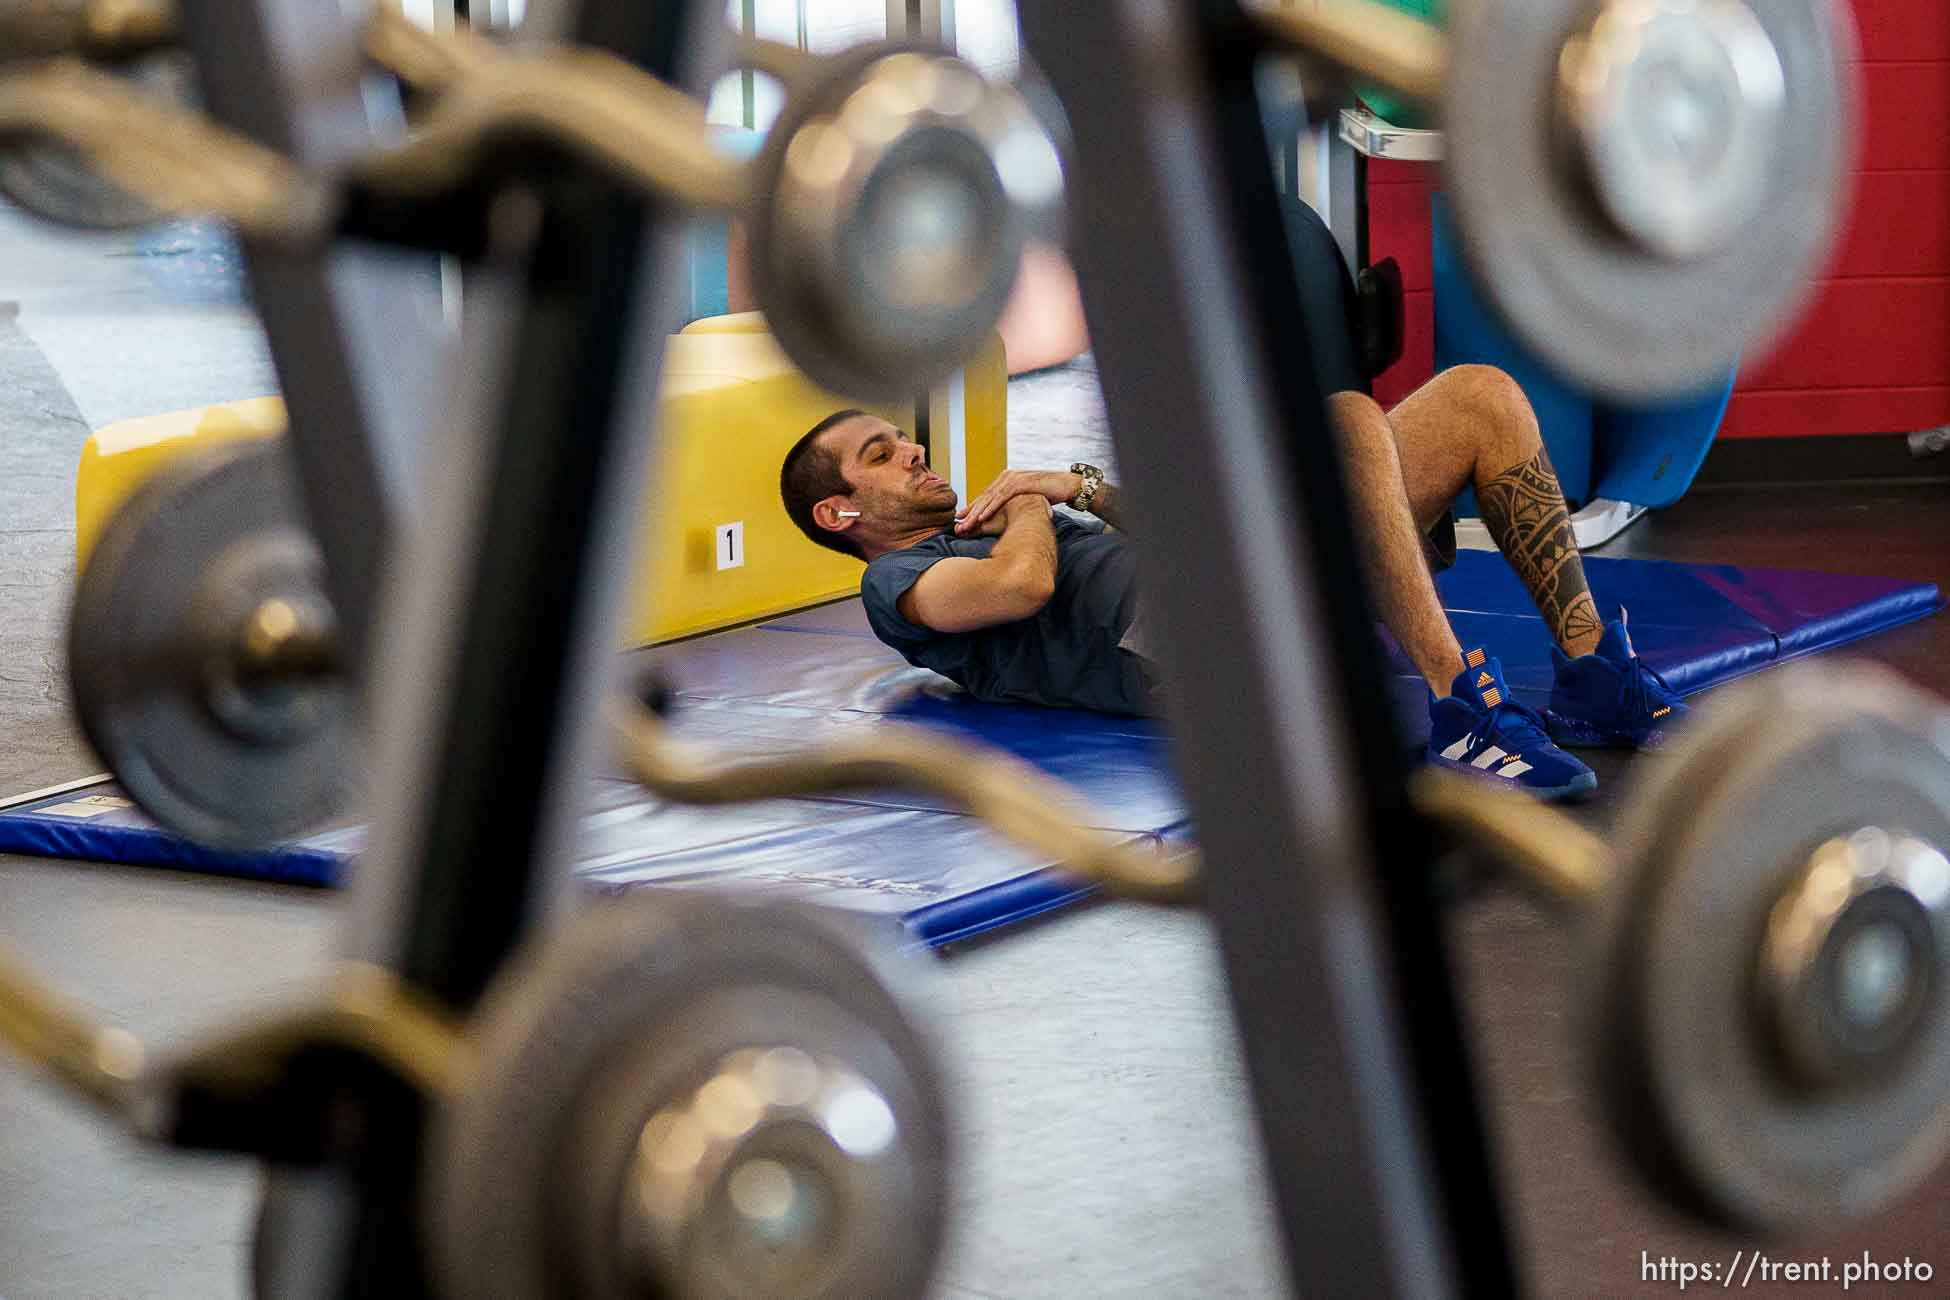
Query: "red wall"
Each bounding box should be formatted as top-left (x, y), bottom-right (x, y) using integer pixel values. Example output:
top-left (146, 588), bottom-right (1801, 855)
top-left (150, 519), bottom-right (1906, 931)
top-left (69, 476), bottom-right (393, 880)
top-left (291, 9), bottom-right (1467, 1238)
top-left (1366, 158), bottom-right (1437, 411)
top-left (1366, 0), bottom-right (1950, 440)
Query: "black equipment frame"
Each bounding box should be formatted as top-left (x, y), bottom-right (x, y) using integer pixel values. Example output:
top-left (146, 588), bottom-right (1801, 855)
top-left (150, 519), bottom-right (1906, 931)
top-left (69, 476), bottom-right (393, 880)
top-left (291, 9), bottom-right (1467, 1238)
top-left (183, 0), bottom-right (1520, 1293)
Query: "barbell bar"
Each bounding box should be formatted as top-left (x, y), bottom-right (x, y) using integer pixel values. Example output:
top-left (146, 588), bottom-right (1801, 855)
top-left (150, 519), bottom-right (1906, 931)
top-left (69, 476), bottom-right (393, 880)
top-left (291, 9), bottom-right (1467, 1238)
top-left (74, 452), bottom-right (1202, 887)
top-left (64, 433), bottom-right (1950, 1231)
top-left (420, 892), bottom-right (949, 1300)
top-left (0, 6), bottom-right (1060, 402)
top-left (67, 439), bottom-right (355, 850)
top-left (0, 890), bottom-right (947, 1300)
top-left (0, 0), bottom-right (176, 65)
top-left (1260, 0), bottom-right (1856, 401)
top-left (43, 554), bottom-right (1950, 1243)
top-left (67, 450), bottom-right (1950, 1223)
top-left (1423, 662), bottom-right (1950, 1235)
top-left (0, 0), bottom-right (1855, 401)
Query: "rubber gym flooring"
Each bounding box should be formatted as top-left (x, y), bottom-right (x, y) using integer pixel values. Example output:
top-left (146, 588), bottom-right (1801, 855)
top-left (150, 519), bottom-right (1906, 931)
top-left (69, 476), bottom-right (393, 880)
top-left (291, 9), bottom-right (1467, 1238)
top-left (0, 205), bottom-right (1947, 1298)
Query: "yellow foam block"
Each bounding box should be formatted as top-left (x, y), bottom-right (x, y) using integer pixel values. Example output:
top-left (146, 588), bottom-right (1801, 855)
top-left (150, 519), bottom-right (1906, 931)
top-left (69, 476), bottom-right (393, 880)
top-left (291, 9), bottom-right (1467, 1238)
top-left (75, 396), bottom-right (288, 573)
top-left (677, 310), bottom-right (771, 335)
top-left (74, 321), bottom-right (1007, 646)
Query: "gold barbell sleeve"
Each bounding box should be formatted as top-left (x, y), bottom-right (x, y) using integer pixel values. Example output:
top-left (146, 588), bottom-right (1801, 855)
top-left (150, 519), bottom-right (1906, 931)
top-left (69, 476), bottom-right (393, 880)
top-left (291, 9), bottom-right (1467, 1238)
top-left (1256, 0), bottom-right (1449, 108)
top-left (609, 697), bottom-right (1202, 906)
top-left (0, 58), bottom-right (333, 241)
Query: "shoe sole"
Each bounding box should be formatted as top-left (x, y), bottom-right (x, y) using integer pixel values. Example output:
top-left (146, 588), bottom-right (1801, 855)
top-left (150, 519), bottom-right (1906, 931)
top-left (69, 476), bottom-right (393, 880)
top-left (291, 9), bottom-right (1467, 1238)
top-left (1541, 708), bottom-right (1666, 752)
top-left (1543, 769), bottom-right (1601, 803)
top-left (1426, 754), bottom-right (1598, 803)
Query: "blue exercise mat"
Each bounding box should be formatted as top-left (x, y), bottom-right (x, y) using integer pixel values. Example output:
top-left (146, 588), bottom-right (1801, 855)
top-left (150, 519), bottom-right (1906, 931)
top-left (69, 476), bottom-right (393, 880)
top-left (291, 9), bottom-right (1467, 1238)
top-left (3, 552), bottom-right (1937, 946)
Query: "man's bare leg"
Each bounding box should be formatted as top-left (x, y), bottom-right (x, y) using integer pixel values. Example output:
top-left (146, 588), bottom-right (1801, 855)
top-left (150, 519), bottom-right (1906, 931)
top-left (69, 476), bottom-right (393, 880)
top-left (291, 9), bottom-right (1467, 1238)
top-left (1377, 366), bottom-right (1604, 660)
top-left (1329, 391), bottom-right (1467, 694)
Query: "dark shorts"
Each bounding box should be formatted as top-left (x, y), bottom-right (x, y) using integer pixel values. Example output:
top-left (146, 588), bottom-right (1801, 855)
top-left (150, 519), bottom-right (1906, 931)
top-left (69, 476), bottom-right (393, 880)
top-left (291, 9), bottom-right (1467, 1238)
top-left (1423, 508), bottom-right (1458, 575)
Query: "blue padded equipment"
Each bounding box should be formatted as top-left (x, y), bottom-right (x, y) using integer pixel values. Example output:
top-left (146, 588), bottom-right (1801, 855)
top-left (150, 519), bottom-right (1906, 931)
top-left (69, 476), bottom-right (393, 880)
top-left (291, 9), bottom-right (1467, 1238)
top-left (1431, 193), bottom-right (1737, 512)
top-left (1432, 195), bottom-right (1597, 510)
top-left (1592, 381), bottom-right (1735, 511)
top-left (0, 553), bottom-right (1936, 946)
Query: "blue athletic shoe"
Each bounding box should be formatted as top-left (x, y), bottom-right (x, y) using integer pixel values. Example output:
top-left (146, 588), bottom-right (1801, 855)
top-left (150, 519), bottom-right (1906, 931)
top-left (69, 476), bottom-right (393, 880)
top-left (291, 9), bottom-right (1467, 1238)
top-left (1543, 609), bottom-right (1690, 750)
top-left (1427, 649), bottom-right (1597, 802)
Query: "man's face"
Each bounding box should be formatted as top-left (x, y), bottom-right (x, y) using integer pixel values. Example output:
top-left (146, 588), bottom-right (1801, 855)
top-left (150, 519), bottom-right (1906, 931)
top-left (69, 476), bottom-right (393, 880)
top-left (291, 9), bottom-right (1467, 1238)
top-left (819, 415), bottom-right (958, 536)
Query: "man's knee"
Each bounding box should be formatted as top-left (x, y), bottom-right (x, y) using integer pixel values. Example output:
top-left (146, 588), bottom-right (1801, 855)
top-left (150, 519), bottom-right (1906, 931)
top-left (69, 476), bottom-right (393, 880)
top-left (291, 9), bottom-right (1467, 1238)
top-left (1327, 390), bottom-right (1397, 469)
top-left (1330, 397), bottom-right (1408, 496)
top-left (1441, 364), bottom-right (1540, 456)
top-left (1450, 363), bottom-right (1535, 423)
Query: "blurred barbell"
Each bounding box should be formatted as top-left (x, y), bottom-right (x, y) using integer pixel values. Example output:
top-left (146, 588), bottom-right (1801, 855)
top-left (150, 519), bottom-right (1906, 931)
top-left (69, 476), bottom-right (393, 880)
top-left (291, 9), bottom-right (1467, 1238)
top-left (0, 3), bottom-right (1064, 403)
top-left (55, 409), bottom-right (1950, 1241)
top-left (2, 1), bottom-right (1937, 1282)
top-left (1267, 0), bottom-right (1855, 401)
top-left (0, 892), bottom-right (951, 1300)
top-left (0, 0), bottom-right (1860, 402)
top-left (67, 440), bottom-right (352, 850)
top-left (1421, 664), bottom-right (1950, 1235)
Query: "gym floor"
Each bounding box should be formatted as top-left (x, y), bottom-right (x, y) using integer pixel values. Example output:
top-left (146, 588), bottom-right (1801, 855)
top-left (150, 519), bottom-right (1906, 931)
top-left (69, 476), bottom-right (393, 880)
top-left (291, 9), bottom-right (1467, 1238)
top-left (1, 208), bottom-right (1948, 1299)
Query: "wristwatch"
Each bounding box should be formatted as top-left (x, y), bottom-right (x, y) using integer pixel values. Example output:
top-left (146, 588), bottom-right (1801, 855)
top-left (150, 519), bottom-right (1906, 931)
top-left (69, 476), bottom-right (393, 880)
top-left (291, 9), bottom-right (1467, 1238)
top-left (1069, 462), bottom-right (1105, 515)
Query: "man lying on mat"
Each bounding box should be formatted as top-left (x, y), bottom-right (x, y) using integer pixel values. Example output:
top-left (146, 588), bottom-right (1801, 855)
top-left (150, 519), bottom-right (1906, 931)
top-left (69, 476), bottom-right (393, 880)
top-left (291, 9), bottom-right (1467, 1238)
top-left (778, 366), bottom-right (1686, 801)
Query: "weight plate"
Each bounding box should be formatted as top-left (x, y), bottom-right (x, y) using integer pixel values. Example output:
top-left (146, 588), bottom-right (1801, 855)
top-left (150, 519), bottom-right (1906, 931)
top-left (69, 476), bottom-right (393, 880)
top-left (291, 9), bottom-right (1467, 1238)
top-left (749, 41), bottom-right (1054, 403)
top-left (424, 894), bottom-right (950, 1300)
top-left (1583, 668), bottom-right (1815, 1225)
top-left (1585, 665), bottom-right (1950, 1232)
top-left (67, 438), bottom-right (352, 849)
top-left (0, 0), bottom-right (176, 63)
top-left (0, 146), bottom-right (160, 228)
top-left (0, 55), bottom-right (190, 230)
top-left (1444, 0), bottom-right (1857, 401)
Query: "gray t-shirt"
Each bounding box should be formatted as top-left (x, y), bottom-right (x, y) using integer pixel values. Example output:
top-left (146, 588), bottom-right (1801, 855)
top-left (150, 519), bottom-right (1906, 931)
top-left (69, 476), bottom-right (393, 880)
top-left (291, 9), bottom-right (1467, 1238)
top-left (860, 512), bottom-right (1151, 715)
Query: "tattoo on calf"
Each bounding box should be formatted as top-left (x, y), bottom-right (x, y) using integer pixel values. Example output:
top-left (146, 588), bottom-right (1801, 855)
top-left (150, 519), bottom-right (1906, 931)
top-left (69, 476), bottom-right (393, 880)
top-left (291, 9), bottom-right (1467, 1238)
top-left (1476, 447), bottom-right (1602, 648)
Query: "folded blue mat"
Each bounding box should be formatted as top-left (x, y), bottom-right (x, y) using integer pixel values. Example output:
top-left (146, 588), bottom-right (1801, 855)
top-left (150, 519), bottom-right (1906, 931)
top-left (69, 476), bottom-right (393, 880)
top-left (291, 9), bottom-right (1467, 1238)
top-left (2, 552), bottom-right (1936, 947)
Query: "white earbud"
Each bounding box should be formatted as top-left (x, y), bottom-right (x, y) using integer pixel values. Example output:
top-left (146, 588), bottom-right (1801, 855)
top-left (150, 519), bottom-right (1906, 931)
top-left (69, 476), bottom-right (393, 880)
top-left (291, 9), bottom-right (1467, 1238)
top-left (836, 510), bottom-right (862, 518)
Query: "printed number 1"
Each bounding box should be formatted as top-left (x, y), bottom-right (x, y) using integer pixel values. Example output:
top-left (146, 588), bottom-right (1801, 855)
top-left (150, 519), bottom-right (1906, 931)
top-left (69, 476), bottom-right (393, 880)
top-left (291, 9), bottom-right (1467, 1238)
top-left (717, 522), bottom-right (745, 571)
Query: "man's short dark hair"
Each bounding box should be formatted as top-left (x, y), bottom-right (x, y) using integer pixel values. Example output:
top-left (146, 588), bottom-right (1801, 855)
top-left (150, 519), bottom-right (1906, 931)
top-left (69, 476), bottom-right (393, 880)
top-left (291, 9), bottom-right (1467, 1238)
top-left (780, 409), bottom-right (872, 560)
